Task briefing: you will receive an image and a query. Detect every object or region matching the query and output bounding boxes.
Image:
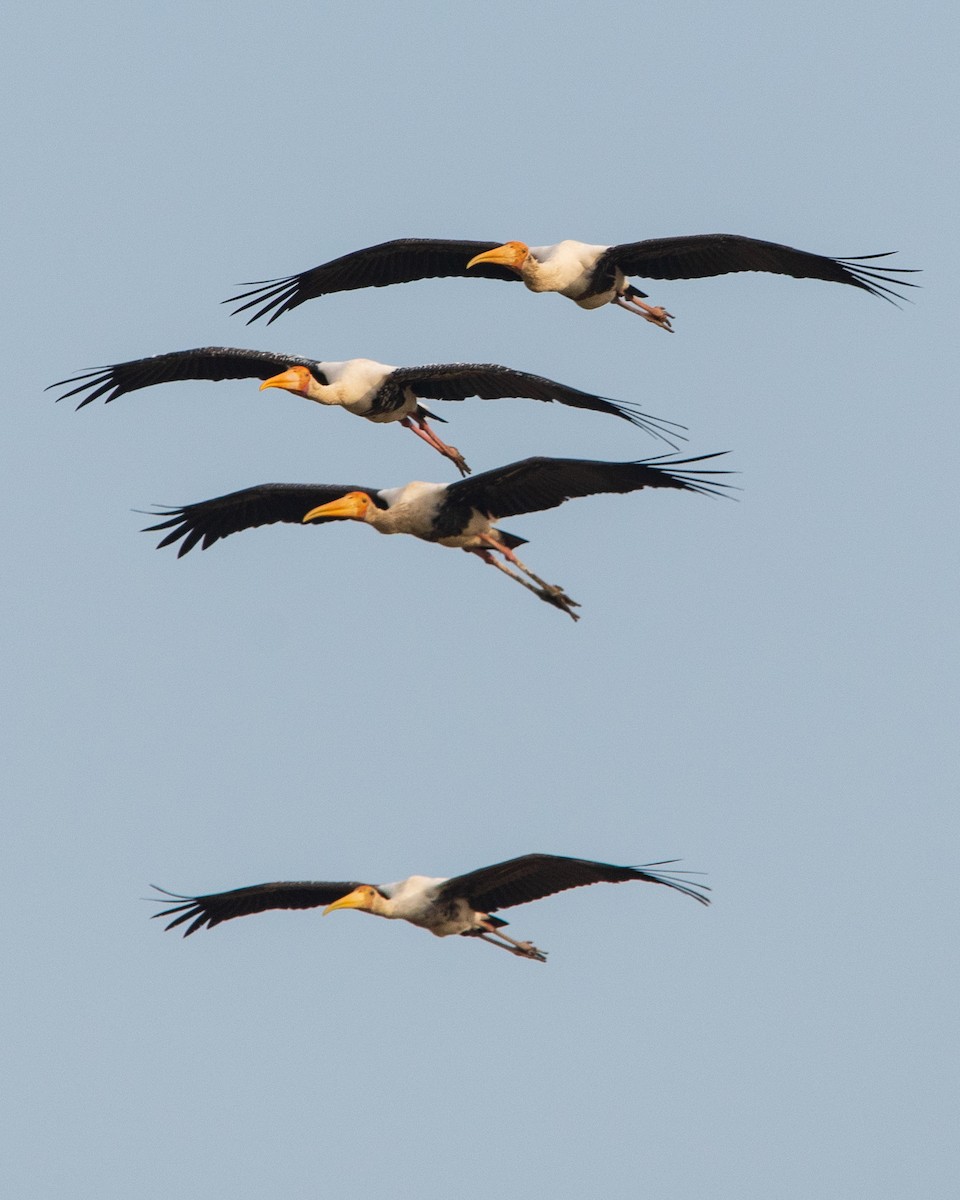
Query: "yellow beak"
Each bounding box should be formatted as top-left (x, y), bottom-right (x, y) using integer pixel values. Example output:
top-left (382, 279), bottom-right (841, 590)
top-left (301, 494), bottom-right (368, 523)
top-left (466, 242), bottom-right (528, 271)
top-left (323, 888), bottom-right (369, 915)
top-left (260, 366), bottom-right (312, 394)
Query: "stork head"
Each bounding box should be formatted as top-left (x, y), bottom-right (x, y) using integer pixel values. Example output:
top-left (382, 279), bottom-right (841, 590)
top-left (466, 241), bottom-right (530, 274)
top-left (323, 885), bottom-right (383, 917)
top-left (301, 491), bottom-right (375, 524)
top-left (260, 365), bottom-right (319, 400)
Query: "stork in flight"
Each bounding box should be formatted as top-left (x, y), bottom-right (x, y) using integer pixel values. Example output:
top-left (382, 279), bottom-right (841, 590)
top-left (153, 853), bottom-right (711, 962)
top-left (144, 453), bottom-right (731, 620)
top-left (49, 347), bottom-right (685, 475)
top-left (225, 233), bottom-right (916, 330)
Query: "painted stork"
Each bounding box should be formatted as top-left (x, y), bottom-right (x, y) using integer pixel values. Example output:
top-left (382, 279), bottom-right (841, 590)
top-left (225, 234), bottom-right (916, 329)
top-left (48, 348), bottom-right (684, 475)
top-left (144, 453), bottom-right (730, 620)
top-left (152, 853), bottom-right (710, 961)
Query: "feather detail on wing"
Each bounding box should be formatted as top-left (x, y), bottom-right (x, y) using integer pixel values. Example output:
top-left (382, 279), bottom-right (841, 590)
top-left (151, 881), bottom-right (366, 936)
top-left (49, 347), bottom-right (325, 407)
top-left (440, 854), bottom-right (710, 912)
top-left (144, 483), bottom-right (382, 556)
top-left (445, 454), bottom-right (731, 520)
top-left (226, 238), bottom-right (520, 324)
top-left (603, 234), bottom-right (918, 303)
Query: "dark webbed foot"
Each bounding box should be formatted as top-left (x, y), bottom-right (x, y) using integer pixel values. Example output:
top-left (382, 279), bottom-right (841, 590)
top-left (535, 583), bottom-right (581, 621)
top-left (470, 927), bottom-right (549, 962)
top-left (474, 548), bottom-right (580, 620)
top-left (511, 940), bottom-right (548, 962)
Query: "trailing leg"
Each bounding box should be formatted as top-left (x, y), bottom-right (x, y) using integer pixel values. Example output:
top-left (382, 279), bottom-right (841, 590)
top-left (615, 294), bottom-right (674, 331)
top-left (471, 548), bottom-right (580, 621)
top-left (465, 929), bottom-right (548, 962)
top-left (401, 415), bottom-right (471, 476)
top-left (477, 535), bottom-right (581, 618)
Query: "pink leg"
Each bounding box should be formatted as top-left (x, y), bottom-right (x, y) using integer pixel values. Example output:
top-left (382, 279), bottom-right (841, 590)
top-left (464, 924), bottom-right (548, 962)
top-left (401, 416), bottom-right (471, 476)
top-left (472, 544), bottom-right (580, 621)
top-left (614, 295), bottom-right (674, 331)
top-left (477, 534), bottom-right (575, 596)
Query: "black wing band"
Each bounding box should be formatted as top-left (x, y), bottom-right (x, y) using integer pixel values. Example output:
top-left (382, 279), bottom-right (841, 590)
top-left (151, 881), bottom-right (365, 936)
top-left (440, 854), bottom-right (710, 912)
top-left (225, 238), bottom-right (519, 325)
top-left (603, 234), bottom-right (918, 303)
top-left (443, 453), bottom-right (732, 523)
top-left (390, 363), bottom-right (686, 447)
top-left (143, 482), bottom-right (382, 557)
top-left (48, 347), bottom-right (325, 408)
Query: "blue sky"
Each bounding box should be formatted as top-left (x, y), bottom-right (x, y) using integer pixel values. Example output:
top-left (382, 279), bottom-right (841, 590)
top-left (3, 3), bottom-right (957, 1198)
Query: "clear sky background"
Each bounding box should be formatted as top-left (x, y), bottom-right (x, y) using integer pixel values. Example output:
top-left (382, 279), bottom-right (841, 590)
top-left (3, 3), bottom-right (957, 1197)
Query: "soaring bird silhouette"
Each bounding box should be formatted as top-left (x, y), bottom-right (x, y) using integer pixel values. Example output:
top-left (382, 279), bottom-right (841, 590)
top-left (153, 852), bottom-right (710, 962)
top-left (145, 453), bottom-right (730, 620)
top-left (225, 233), bottom-right (916, 330)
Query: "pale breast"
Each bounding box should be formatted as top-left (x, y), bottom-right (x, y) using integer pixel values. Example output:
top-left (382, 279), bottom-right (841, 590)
top-left (384, 876), bottom-right (472, 935)
top-left (375, 482), bottom-right (449, 538)
top-left (529, 240), bottom-right (612, 299)
top-left (322, 358), bottom-right (395, 415)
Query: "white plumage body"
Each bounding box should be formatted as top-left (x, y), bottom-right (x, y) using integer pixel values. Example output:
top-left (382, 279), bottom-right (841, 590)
top-left (365, 481), bottom-right (494, 546)
top-left (304, 358), bottom-right (416, 422)
top-left (377, 876), bottom-right (477, 936)
top-left (525, 240), bottom-right (620, 307)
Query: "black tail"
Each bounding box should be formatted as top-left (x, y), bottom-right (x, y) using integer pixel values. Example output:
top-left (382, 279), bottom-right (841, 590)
top-left (496, 529), bottom-right (528, 551)
top-left (461, 914), bottom-right (509, 935)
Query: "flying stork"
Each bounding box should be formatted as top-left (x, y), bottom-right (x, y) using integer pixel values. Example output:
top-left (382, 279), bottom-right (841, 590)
top-left (49, 347), bottom-right (684, 475)
top-left (224, 233), bottom-right (916, 329)
top-left (144, 453), bottom-right (731, 620)
top-left (153, 853), bottom-right (710, 962)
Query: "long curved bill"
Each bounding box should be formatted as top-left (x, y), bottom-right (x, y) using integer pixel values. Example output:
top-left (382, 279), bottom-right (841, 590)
top-left (302, 494), bottom-right (367, 522)
top-left (260, 366), bottom-right (311, 393)
top-left (323, 888), bottom-right (369, 915)
top-left (466, 242), bottom-right (528, 271)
